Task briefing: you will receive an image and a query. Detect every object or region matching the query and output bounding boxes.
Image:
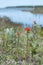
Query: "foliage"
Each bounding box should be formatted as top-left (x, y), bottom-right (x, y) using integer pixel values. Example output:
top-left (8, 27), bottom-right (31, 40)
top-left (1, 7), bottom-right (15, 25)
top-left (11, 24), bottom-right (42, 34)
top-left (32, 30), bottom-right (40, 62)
top-left (0, 21), bottom-right (43, 65)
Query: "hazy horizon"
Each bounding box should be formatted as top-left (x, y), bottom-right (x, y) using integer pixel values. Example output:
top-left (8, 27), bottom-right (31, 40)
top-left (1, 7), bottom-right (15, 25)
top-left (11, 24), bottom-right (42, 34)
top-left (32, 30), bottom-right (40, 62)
top-left (0, 0), bottom-right (43, 8)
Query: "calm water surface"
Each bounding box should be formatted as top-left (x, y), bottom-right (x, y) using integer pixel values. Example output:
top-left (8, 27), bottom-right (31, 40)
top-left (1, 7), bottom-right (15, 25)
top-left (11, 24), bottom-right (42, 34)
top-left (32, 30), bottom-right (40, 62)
top-left (0, 8), bottom-right (43, 25)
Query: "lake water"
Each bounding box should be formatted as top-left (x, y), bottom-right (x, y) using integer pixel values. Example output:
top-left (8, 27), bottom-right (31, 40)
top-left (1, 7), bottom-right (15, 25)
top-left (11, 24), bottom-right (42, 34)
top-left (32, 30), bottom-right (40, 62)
top-left (0, 8), bottom-right (43, 26)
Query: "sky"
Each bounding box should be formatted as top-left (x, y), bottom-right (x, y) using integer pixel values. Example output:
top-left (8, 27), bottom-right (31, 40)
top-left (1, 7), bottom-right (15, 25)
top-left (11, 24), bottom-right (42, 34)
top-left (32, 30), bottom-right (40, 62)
top-left (0, 0), bottom-right (43, 8)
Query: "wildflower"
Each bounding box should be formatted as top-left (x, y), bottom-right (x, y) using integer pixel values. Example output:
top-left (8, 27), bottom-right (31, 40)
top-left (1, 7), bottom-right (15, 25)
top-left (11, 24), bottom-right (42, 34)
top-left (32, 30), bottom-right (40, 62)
top-left (17, 32), bottom-right (20, 36)
top-left (25, 27), bottom-right (30, 31)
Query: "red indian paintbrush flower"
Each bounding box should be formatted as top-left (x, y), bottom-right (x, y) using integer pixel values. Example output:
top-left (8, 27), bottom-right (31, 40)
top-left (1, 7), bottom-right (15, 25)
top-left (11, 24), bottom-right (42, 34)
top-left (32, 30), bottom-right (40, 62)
top-left (25, 27), bottom-right (30, 31)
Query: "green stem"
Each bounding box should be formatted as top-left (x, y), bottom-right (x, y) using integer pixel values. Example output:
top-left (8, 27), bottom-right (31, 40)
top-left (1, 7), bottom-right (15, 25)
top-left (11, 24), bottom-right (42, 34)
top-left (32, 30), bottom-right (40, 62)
top-left (18, 35), bottom-right (19, 47)
top-left (26, 31), bottom-right (29, 62)
top-left (26, 31), bottom-right (28, 52)
top-left (27, 31), bottom-right (28, 48)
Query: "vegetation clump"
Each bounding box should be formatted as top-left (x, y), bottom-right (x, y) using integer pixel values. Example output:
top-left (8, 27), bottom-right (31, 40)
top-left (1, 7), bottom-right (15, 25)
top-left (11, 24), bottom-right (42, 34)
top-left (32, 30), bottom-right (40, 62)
top-left (0, 18), bottom-right (43, 65)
